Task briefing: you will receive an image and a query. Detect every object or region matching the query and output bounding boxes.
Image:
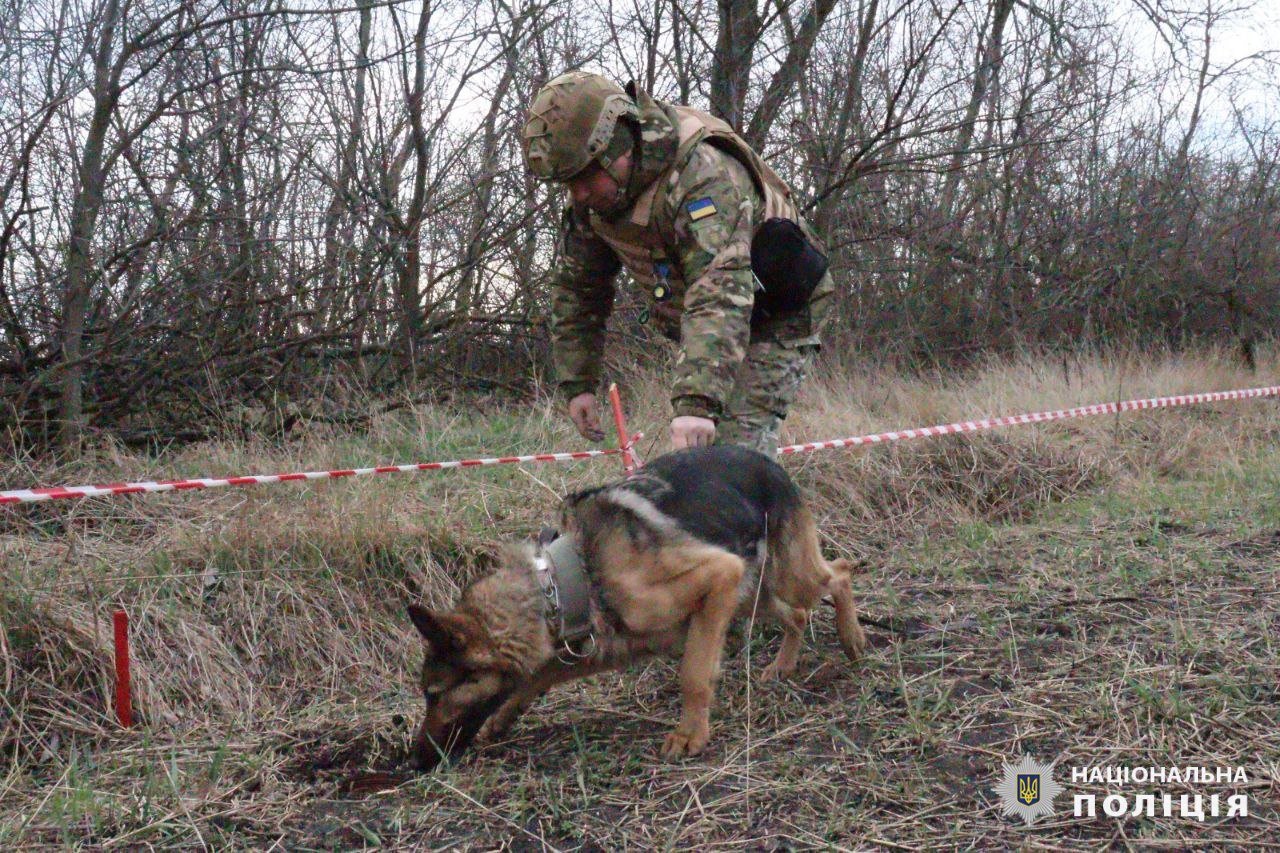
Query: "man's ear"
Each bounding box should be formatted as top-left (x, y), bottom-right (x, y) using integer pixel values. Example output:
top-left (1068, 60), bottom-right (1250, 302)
top-left (407, 604), bottom-right (457, 656)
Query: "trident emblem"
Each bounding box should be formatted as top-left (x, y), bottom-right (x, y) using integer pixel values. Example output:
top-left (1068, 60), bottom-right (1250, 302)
top-left (1017, 774), bottom-right (1040, 805)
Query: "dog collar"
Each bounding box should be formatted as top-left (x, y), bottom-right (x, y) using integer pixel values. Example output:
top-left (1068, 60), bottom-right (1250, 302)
top-left (533, 535), bottom-right (595, 647)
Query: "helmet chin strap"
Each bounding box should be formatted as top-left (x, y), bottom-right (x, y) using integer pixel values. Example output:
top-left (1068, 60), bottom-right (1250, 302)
top-left (591, 121), bottom-right (637, 215)
top-left (597, 152), bottom-right (630, 187)
top-left (592, 179), bottom-right (630, 220)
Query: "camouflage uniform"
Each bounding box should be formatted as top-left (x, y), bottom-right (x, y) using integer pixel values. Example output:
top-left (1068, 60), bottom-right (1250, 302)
top-left (546, 85), bottom-right (833, 456)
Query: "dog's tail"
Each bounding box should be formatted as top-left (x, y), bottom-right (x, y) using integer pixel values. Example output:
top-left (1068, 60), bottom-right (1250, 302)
top-left (826, 558), bottom-right (868, 661)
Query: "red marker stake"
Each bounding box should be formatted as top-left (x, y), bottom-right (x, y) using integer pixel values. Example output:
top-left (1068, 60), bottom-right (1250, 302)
top-left (608, 383), bottom-right (638, 472)
top-left (113, 609), bottom-right (132, 728)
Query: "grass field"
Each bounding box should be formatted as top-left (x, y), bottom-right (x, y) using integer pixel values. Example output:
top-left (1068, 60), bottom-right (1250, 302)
top-left (1, 348), bottom-right (1277, 848)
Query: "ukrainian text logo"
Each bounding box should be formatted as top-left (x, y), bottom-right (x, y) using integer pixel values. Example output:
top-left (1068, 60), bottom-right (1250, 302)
top-left (996, 759), bottom-right (1251, 825)
top-left (1070, 765), bottom-right (1250, 821)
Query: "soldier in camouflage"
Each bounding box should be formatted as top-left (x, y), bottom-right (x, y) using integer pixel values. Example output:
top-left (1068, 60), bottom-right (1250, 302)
top-left (521, 71), bottom-right (834, 456)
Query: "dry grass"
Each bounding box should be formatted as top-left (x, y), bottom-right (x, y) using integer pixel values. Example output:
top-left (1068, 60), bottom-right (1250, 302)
top-left (1, 346), bottom-right (1278, 848)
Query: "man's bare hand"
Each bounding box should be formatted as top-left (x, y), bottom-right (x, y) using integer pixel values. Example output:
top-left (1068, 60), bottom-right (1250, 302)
top-left (568, 393), bottom-right (606, 442)
top-left (670, 416), bottom-right (715, 449)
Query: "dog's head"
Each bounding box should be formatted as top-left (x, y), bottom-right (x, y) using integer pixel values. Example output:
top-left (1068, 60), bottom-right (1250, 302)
top-left (406, 545), bottom-right (552, 771)
top-left (406, 603), bottom-right (517, 771)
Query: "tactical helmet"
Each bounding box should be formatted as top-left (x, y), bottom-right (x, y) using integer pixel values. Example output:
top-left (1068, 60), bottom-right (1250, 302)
top-left (522, 71), bottom-right (638, 182)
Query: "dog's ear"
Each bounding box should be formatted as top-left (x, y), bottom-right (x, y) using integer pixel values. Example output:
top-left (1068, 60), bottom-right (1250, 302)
top-left (537, 525), bottom-right (560, 546)
top-left (562, 485), bottom-right (604, 507)
top-left (559, 487), bottom-right (603, 533)
top-left (491, 541), bottom-right (520, 564)
top-left (407, 604), bottom-right (458, 656)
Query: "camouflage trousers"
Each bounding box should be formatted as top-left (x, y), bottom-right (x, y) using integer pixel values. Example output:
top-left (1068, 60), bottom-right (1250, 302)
top-left (714, 274), bottom-right (832, 457)
top-left (714, 340), bottom-right (817, 457)
top-left (710, 267), bottom-right (832, 456)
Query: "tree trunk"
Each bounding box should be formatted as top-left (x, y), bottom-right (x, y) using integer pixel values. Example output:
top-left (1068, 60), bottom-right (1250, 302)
top-left (396, 0), bottom-right (433, 379)
top-left (710, 0), bottom-right (760, 129)
top-left (920, 0), bottom-right (1014, 357)
top-left (59, 0), bottom-right (124, 451)
top-left (455, 8), bottom-right (526, 319)
top-left (320, 0), bottom-right (372, 332)
top-left (743, 0), bottom-right (839, 148)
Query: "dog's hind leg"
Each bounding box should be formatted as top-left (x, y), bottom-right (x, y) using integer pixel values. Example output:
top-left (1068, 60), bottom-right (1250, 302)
top-left (826, 558), bottom-right (867, 662)
top-left (662, 550), bottom-right (744, 759)
top-left (760, 600), bottom-right (808, 681)
top-left (768, 504), bottom-right (867, 667)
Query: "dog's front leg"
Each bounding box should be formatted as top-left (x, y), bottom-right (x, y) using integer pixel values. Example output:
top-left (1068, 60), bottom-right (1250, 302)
top-left (476, 660), bottom-right (611, 745)
top-left (663, 553), bottom-right (744, 759)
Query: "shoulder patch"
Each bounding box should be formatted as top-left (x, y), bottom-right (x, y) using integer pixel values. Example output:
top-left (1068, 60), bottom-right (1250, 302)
top-left (686, 197), bottom-right (717, 221)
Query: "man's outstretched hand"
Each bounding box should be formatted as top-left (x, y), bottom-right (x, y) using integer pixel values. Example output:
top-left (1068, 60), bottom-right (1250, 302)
top-left (670, 415), bottom-right (715, 449)
top-left (568, 392), bottom-right (606, 442)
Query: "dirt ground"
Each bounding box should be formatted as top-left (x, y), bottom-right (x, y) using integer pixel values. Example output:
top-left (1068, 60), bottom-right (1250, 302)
top-left (97, 461), bottom-right (1279, 849)
top-left (4, 362), bottom-right (1279, 849)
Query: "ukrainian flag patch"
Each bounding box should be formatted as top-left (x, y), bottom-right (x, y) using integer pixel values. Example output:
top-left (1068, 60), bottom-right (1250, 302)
top-left (687, 197), bottom-right (717, 221)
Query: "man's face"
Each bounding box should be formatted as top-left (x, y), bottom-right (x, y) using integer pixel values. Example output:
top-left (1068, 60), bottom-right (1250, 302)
top-left (566, 153), bottom-right (631, 214)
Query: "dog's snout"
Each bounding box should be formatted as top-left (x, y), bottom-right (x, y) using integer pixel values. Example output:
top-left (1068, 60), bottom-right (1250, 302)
top-left (411, 717), bottom-right (446, 772)
top-left (409, 689), bottom-right (513, 772)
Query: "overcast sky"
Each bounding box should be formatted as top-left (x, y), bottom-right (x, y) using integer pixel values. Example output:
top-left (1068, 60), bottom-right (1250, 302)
top-left (1118, 0), bottom-right (1279, 140)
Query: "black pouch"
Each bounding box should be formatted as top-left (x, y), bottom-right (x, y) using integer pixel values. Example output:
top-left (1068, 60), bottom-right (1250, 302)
top-left (750, 218), bottom-right (829, 320)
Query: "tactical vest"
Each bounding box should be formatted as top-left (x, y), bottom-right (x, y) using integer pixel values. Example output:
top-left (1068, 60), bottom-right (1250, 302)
top-left (586, 107), bottom-right (799, 298)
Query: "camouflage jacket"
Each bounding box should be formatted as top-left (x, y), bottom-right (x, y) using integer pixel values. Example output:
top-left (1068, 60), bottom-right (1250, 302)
top-left (549, 88), bottom-right (830, 421)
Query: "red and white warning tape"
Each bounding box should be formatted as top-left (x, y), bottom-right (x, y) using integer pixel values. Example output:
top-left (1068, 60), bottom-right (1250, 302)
top-left (778, 384), bottom-right (1280, 455)
top-left (0, 443), bottom-right (641, 505)
top-left (2, 384), bottom-right (1277, 505)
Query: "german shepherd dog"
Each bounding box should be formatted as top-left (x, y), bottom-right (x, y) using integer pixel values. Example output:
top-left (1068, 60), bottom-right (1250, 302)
top-left (406, 446), bottom-right (867, 771)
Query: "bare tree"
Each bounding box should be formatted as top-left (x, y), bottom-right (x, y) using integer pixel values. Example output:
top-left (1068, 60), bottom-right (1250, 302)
top-left (0, 0), bottom-right (1273, 451)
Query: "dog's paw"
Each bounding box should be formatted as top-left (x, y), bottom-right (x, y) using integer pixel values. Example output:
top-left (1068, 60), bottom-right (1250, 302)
top-left (661, 725), bottom-right (709, 759)
top-left (474, 715), bottom-right (511, 747)
top-left (759, 661), bottom-right (794, 682)
top-left (840, 626), bottom-right (869, 661)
